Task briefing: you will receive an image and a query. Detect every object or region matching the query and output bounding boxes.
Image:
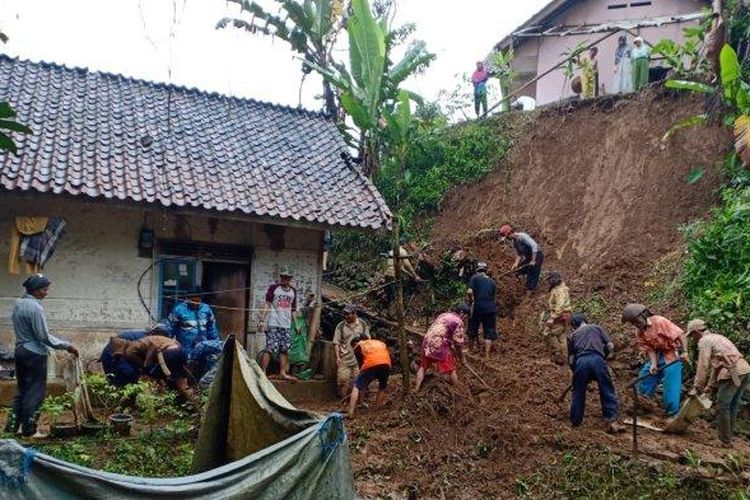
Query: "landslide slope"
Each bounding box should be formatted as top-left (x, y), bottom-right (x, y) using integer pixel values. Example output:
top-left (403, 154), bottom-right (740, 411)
top-left (434, 88), bottom-right (730, 277)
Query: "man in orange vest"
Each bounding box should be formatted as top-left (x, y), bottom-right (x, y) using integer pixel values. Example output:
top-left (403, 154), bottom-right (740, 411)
top-left (347, 336), bottom-right (392, 417)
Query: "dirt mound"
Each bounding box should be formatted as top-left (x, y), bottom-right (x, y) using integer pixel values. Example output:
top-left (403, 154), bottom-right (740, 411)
top-left (315, 90), bottom-right (744, 498)
top-left (434, 88), bottom-right (730, 277)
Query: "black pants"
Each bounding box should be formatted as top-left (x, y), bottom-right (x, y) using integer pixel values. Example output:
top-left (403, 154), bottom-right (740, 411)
top-left (468, 311), bottom-right (498, 340)
top-left (12, 347), bottom-right (48, 436)
top-left (520, 251), bottom-right (544, 290)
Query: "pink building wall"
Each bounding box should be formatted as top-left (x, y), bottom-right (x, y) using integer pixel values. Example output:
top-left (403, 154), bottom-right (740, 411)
top-left (523, 0), bottom-right (709, 105)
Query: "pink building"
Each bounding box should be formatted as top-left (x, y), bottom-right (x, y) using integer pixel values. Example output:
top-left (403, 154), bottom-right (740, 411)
top-left (495, 0), bottom-right (711, 105)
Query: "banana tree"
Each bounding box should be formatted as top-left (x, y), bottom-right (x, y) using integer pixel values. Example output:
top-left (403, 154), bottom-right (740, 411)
top-left (306, 0), bottom-right (434, 176)
top-left (665, 45), bottom-right (750, 168)
top-left (217, 0), bottom-right (347, 116)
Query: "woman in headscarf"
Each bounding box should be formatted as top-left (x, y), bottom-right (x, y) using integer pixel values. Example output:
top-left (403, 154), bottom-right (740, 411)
top-left (613, 34), bottom-right (633, 94)
top-left (579, 47), bottom-right (599, 98)
top-left (631, 36), bottom-right (651, 91)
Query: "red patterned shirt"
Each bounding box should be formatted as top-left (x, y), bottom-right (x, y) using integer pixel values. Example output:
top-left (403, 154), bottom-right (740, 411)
top-left (423, 312), bottom-right (465, 361)
top-left (635, 315), bottom-right (683, 362)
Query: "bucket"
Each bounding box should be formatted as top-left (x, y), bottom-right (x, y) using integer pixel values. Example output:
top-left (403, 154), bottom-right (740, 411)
top-left (109, 413), bottom-right (133, 437)
top-left (50, 421), bottom-right (79, 439)
top-left (81, 421), bottom-right (105, 436)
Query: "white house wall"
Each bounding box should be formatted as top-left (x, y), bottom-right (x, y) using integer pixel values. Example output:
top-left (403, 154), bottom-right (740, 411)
top-left (0, 194), bottom-right (323, 371)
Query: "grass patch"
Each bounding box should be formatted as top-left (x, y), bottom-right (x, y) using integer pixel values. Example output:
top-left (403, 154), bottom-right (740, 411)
top-left (517, 446), bottom-right (747, 499)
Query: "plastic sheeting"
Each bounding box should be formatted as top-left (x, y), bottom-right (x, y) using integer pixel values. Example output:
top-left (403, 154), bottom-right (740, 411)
top-left (0, 337), bottom-right (355, 499)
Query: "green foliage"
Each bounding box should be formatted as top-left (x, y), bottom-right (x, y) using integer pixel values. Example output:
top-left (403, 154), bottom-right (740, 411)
top-left (40, 393), bottom-right (73, 424)
top-left (653, 14), bottom-right (712, 78)
top-left (519, 446), bottom-right (746, 499)
top-left (682, 177), bottom-right (750, 352)
top-left (376, 115), bottom-right (512, 231)
top-left (0, 101), bottom-right (31, 155)
top-left (306, 0), bottom-right (434, 175)
top-left (217, 0), bottom-right (346, 115)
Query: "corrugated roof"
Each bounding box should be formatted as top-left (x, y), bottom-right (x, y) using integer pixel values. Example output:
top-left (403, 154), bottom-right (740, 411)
top-left (0, 55), bottom-right (392, 230)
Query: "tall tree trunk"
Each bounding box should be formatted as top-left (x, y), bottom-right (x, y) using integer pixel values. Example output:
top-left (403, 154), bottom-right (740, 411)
top-left (391, 220), bottom-right (410, 396)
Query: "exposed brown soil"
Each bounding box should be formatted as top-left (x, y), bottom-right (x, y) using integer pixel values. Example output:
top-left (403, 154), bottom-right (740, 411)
top-left (313, 90), bottom-right (748, 498)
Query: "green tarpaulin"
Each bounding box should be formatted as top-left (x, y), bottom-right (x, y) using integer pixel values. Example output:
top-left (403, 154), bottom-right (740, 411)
top-left (0, 338), bottom-right (354, 499)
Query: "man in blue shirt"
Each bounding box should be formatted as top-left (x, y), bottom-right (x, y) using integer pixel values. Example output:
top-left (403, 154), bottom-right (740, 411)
top-left (162, 286), bottom-right (221, 380)
top-left (8, 274), bottom-right (79, 438)
top-left (567, 313), bottom-right (620, 432)
top-left (466, 262), bottom-right (498, 358)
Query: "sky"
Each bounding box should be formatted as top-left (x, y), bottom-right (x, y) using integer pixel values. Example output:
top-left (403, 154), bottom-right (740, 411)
top-left (0, 0), bottom-right (548, 116)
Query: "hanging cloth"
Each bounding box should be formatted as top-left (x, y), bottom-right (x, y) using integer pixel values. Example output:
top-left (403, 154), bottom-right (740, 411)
top-left (8, 217), bottom-right (48, 274)
top-left (17, 217), bottom-right (67, 273)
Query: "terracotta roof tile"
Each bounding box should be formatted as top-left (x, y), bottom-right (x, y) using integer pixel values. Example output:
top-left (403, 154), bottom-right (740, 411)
top-left (0, 55), bottom-right (392, 230)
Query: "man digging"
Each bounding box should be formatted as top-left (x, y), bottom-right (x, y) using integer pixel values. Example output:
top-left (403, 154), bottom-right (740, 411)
top-left (567, 313), bottom-right (621, 432)
top-left (466, 262), bottom-right (498, 358)
top-left (415, 303), bottom-right (469, 391)
top-left (622, 304), bottom-right (689, 418)
top-left (686, 319), bottom-right (750, 447)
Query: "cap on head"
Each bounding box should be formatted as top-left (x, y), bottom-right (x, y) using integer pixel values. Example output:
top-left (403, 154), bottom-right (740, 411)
top-left (22, 273), bottom-right (51, 292)
top-left (547, 271), bottom-right (562, 287)
top-left (622, 303), bottom-right (648, 323)
top-left (476, 261), bottom-right (488, 272)
top-left (571, 313), bottom-right (587, 330)
top-left (686, 319), bottom-right (707, 334)
top-left (279, 266), bottom-right (293, 278)
top-left (634, 36), bottom-right (644, 44)
top-left (454, 303), bottom-right (471, 316)
top-left (498, 224), bottom-right (513, 241)
top-left (343, 303), bottom-right (356, 314)
top-left (187, 285), bottom-right (203, 297)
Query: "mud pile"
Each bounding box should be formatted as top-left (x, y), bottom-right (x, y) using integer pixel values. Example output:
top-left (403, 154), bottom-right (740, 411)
top-left (330, 90), bottom-right (741, 498)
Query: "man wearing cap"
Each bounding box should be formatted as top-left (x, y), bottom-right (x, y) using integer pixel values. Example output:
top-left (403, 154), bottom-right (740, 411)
top-left (415, 303), bottom-right (469, 391)
top-left (686, 319), bottom-right (750, 446)
top-left (498, 224), bottom-right (544, 291)
top-left (466, 262), bottom-right (498, 357)
top-left (8, 274), bottom-right (79, 437)
top-left (258, 267), bottom-right (298, 380)
top-left (567, 313), bottom-right (620, 431)
top-left (622, 304), bottom-right (688, 416)
top-left (163, 286), bottom-right (221, 380)
top-left (333, 304), bottom-right (371, 398)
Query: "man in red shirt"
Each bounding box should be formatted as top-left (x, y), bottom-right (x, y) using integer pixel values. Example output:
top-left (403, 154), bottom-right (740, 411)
top-left (622, 303), bottom-right (689, 416)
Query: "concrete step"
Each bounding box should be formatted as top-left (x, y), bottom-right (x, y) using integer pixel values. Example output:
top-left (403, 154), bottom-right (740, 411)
top-left (0, 378), bottom-right (67, 407)
top-left (272, 378), bottom-right (337, 404)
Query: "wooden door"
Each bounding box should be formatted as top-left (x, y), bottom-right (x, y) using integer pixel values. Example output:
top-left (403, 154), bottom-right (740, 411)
top-left (202, 262), bottom-right (249, 341)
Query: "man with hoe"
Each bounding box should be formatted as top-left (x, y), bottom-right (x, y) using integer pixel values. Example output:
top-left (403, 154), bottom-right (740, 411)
top-left (622, 304), bottom-right (689, 417)
top-left (258, 266), bottom-right (298, 381)
top-left (499, 224), bottom-right (544, 291)
top-left (333, 304), bottom-right (371, 398)
top-left (415, 303), bottom-right (470, 391)
top-left (686, 319), bottom-right (750, 446)
top-left (466, 262), bottom-right (498, 357)
top-left (8, 274), bottom-right (79, 438)
top-left (567, 313), bottom-right (620, 432)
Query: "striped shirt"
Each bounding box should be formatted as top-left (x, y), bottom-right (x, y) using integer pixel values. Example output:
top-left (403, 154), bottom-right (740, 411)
top-left (12, 294), bottom-right (70, 356)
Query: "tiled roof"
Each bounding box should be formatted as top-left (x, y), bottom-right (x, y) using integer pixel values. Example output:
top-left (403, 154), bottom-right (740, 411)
top-left (0, 55), bottom-right (392, 230)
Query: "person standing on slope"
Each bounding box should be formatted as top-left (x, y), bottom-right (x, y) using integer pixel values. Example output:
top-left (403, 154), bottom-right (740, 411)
top-left (499, 224), bottom-right (544, 291)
